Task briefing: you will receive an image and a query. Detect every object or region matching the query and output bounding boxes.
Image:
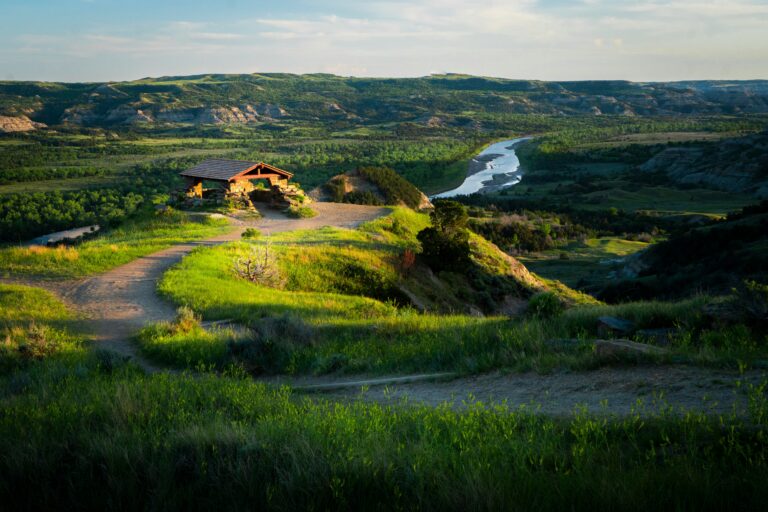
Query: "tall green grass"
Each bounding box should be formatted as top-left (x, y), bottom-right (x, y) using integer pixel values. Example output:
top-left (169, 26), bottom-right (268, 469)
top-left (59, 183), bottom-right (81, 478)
top-left (1, 362), bottom-right (767, 510)
top-left (0, 210), bottom-right (230, 278)
top-left (0, 283), bottom-right (84, 373)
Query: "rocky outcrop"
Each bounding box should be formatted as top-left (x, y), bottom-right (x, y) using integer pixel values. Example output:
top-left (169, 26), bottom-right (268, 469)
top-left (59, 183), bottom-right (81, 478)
top-left (414, 115), bottom-right (445, 128)
top-left (61, 106), bottom-right (99, 125)
top-left (252, 103), bottom-right (288, 119)
top-left (60, 103), bottom-right (291, 126)
top-left (594, 339), bottom-right (668, 359)
top-left (639, 131), bottom-right (768, 197)
top-left (156, 103), bottom-right (288, 125)
top-left (0, 115), bottom-right (46, 133)
top-left (105, 105), bottom-right (154, 124)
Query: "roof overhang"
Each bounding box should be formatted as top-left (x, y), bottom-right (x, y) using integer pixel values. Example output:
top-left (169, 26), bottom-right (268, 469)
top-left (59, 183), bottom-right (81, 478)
top-left (233, 162), bottom-right (293, 181)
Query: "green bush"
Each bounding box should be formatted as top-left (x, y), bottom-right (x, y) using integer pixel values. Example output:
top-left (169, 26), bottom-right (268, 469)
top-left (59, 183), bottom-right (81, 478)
top-left (241, 228), bottom-right (262, 239)
top-left (286, 205), bottom-right (317, 218)
top-left (527, 292), bottom-right (565, 318)
top-left (324, 177), bottom-right (346, 202)
top-left (417, 227), bottom-right (471, 272)
top-left (343, 190), bottom-right (383, 206)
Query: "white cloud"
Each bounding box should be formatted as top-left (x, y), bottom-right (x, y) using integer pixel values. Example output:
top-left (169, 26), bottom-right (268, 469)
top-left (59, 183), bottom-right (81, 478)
top-left (4, 0), bottom-right (767, 81)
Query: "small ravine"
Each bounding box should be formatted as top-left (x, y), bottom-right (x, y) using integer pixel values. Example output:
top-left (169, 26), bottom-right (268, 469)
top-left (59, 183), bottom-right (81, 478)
top-left (432, 137), bottom-right (531, 199)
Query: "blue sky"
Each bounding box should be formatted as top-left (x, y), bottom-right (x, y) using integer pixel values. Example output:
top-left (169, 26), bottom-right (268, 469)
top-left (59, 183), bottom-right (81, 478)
top-left (2, 0), bottom-right (767, 82)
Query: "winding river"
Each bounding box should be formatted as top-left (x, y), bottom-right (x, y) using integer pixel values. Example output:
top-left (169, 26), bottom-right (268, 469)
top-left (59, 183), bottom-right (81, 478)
top-left (432, 137), bottom-right (531, 199)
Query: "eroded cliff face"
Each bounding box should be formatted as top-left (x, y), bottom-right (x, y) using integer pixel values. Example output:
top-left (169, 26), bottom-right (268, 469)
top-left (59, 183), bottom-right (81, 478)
top-left (639, 131), bottom-right (768, 198)
top-left (60, 103), bottom-right (290, 125)
top-left (0, 115), bottom-right (46, 133)
top-left (4, 76), bottom-right (768, 128)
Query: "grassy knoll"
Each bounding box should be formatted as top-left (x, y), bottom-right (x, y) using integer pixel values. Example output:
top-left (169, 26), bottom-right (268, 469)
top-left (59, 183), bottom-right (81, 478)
top-left (146, 208), bottom-right (534, 374)
top-left (143, 210), bottom-right (766, 375)
top-left (0, 210), bottom-right (230, 278)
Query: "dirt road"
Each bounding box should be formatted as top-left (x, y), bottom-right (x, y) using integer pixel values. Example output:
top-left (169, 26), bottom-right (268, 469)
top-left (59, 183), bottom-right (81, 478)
top-left (277, 366), bottom-right (767, 416)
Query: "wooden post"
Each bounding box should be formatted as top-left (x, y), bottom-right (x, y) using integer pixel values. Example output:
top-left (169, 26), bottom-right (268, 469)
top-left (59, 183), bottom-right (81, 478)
top-left (187, 178), bottom-right (203, 198)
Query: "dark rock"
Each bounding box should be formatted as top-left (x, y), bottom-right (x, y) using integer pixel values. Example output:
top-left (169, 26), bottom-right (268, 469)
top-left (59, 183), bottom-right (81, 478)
top-left (594, 339), bottom-right (668, 359)
top-left (597, 316), bottom-right (635, 337)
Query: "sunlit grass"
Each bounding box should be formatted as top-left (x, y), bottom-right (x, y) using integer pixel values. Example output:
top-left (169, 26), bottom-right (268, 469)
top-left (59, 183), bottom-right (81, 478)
top-left (0, 283), bottom-right (84, 373)
top-left (0, 210), bottom-right (231, 278)
top-left (151, 211), bottom-right (740, 375)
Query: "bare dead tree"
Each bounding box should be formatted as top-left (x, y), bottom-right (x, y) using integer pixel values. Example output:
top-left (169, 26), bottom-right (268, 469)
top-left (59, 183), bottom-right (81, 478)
top-left (234, 240), bottom-right (286, 288)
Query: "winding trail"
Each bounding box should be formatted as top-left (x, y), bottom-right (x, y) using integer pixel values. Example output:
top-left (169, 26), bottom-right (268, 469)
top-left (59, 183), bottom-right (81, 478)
top-left (6, 203), bottom-right (389, 372)
top-left (4, 202), bottom-right (766, 415)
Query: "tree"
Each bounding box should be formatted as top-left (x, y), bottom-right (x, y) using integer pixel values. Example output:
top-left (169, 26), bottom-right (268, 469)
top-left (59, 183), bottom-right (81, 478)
top-left (430, 199), bottom-right (468, 232)
top-left (417, 200), bottom-right (471, 272)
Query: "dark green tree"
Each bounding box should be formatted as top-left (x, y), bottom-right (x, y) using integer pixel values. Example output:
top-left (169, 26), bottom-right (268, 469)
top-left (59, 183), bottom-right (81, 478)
top-left (417, 200), bottom-right (471, 271)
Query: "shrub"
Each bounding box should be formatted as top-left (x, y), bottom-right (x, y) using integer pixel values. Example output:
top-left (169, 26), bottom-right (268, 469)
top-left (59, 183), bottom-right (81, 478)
top-left (527, 292), bottom-right (565, 318)
top-left (286, 205), bottom-right (317, 218)
top-left (736, 280), bottom-right (768, 329)
top-left (417, 227), bottom-right (471, 272)
top-left (343, 190), bottom-right (383, 206)
top-left (399, 248), bottom-right (416, 276)
top-left (324, 177), bottom-right (347, 202)
top-left (175, 306), bottom-right (200, 333)
top-left (430, 199), bottom-right (468, 232)
top-left (228, 315), bottom-right (314, 374)
top-left (241, 228), bottom-right (261, 239)
top-left (234, 244), bottom-right (286, 288)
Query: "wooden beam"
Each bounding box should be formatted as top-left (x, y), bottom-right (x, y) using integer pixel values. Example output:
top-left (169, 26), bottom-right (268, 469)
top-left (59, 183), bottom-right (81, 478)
top-left (231, 174), bottom-right (286, 181)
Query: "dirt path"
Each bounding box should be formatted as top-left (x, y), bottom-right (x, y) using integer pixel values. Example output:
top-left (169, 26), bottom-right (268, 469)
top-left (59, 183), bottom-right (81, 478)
top-left (278, 366), bottom-right (767, 416)
top-left (6, 203), bottom-right (389, 372)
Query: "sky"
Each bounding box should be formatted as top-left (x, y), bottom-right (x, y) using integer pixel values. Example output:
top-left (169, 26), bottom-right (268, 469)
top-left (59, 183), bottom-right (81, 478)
top-left (2, 0), bottom-right (767, 83)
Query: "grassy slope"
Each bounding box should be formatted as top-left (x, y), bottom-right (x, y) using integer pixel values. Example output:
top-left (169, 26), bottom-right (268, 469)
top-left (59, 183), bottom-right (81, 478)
top-left (152, 209), bottom-right (521, 375)
top-left (0, 210), bottom-right (230, 278)
top-left (143, 209), bottom-right (765, 375)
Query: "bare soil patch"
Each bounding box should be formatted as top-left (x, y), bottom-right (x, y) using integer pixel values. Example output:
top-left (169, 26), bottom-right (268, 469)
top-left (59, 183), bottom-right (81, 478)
top-left (285, 366), bottom-right (767, 416)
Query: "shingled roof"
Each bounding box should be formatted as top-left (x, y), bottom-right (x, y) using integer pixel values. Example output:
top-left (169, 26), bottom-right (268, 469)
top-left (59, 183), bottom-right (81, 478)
top-left (180, 159), bottom-right (293, 181)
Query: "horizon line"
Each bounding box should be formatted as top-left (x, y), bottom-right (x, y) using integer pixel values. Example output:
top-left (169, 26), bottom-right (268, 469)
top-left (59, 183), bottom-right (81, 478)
top-left (3, 71), bottom-right (768, 85)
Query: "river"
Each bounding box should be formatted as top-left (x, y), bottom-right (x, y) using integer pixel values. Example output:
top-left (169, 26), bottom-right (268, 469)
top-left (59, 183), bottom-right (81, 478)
top-left (432, 137), bottom-right (531, 199)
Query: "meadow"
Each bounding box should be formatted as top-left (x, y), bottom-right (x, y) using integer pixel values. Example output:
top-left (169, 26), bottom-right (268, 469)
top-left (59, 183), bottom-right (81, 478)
top-left (2, 282), bottom-right (768, 511)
